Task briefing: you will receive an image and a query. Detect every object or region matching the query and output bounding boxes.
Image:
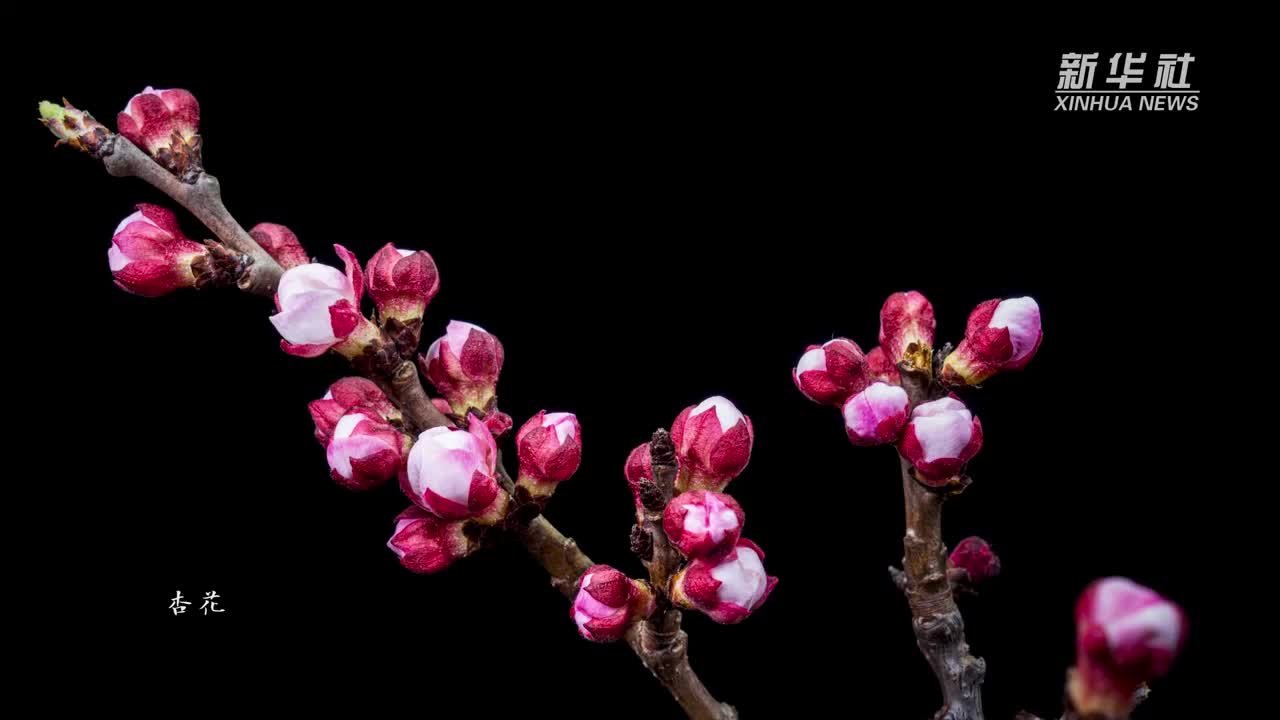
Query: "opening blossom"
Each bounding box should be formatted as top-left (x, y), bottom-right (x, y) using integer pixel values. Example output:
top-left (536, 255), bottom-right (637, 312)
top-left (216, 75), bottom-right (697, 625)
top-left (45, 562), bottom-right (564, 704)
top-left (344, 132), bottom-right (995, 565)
top-left (842, 382), bottom-right (911, 446)
top-left (898, 395), bottom-right (983, 485)
top-left (420, 320), bottom-right (505, 417)
top-left (879, 291), bottom-right (936, 374)
top-left (792, 338), bottom-right (868, 406)
top-left (942, 296), bottom-right (1043, 386)
top-left (571, 565), bottom-right (656, 642)
top-left (662, 491), bottom-right (744, 559)
top-left (387, 506), bottom-right (475, 575)
top-left (1070, 578), bottom-right (1187, 718)
top-left (269, 244), bottom-right (378, 358)
top-left (404, 416), bottom-right (505, 523)
top-left (515, 411), bottom-right (582, 497)
top-left (670, 396), bottom-right (754, 492)
top-left (108, 204), bottom-right (208, 297)
top-left (308, 377), bottom-right (401, 444)
top-left (116, 87), bottom-right (201, 175)
top-left (671, 539), bottom-right (777, 624)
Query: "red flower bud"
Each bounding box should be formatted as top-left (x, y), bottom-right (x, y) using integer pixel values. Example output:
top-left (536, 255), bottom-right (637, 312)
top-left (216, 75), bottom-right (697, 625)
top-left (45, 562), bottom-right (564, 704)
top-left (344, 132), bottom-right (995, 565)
top-left (879, 291), bottom-right (935, 373)
top-left (387, 506), bottom-right (474, 574)
top-left (941, 297), bottom-right (1043, 386)
top-left (670, 396), bottom-right (754, 492)
top-left (663, 491), bottom-right (744, 558)
top-left (249, 223), bottom-right (310, 269)
top-left (864, 346), bottom-right (902, 385)
top-left (570, 565), bottom-right (655, 642)
top-left (515, 411), bottom-right (582, 497)
top-left (116, 87), bottom-right (202, 176)
top-left (365, 243), bottom-right (441, 325)
top-left (1069, 578), bottom-right (1187, 718)
top-left (842, 382), bottom-right (910, 446)
top-left (898, 395), bottom-right (983, 485)
top-left (947, 536), bottom-right (1001, 585)
top-left (792, 338), bottom-right (869, 406)
top-left (420, 321), bottom-right (505, 416)
top-left (672, 539), bottom-right (777, 624)
top-left (324, 410), bottom-right (408, 491)
top-left (625, 442), bottom-right (652, 514)
top-left (108, 204), bottom-right (208, 297)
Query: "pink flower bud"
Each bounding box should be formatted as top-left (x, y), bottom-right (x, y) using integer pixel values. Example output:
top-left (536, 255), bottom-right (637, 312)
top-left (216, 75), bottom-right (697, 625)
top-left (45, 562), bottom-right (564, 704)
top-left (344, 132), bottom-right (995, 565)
top-left (570, 565), bottom-right (655, 642)
top-left (1069, 578), bottom-right (1186, 718)
top-left (249, 223), bottom-right (310, 269)
top-left (404, 415), bottom-right (502, 521)
top-left (670, 396), bottom-right (754, 492)
top-left (625, 442), bottom-right (652, 513)
top-left (842, 382), bottom-right (910, 446)
top-left (116, 87), bottom-right (201, 175)
top-left (308, 377), bottom-right (401, 444)
top-left (420, 321), bottom-right (505, 416)
top-left (663, 491), bottom-right (744, 558)
top-left (898, 395), bottom-right (983, 485)
top-left (947, 536), bottom-right (1001, 585)
top-left (941, 297), bottom-right (1043, 386)
top-left (792, 338), bottom-right (868, 406)
top-left (865, 346), bottom-right (902, 385)
top-left (672, 539), bottom-right (777, 624)
top-left (269, 245), bottom-right (377, 358)
top-left (515, 411), bottom-right (582, 497)
top-left (387, 506), bottom-right (474, 574)
top-left (365, 243), bottom-right (441, 324)
top-left (879, 291), bottom-right (936, 373)
top-left (324, 411), bottom-right (408, 491)
top-left (108, 204), bottom-right (208, 297)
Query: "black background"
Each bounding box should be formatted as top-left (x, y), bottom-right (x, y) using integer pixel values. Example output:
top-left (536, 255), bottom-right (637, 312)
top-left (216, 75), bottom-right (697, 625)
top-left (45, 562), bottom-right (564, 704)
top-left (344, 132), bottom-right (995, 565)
top-left (12, 20), bottom-right (1250, 718)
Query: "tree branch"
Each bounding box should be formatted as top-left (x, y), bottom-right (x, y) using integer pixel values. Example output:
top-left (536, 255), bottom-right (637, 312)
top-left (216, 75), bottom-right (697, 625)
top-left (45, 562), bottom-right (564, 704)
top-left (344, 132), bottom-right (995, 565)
top-left (897, 371), bottom-right (986, 720)
top-left (58, 119), bottom-right (735, 719)
top-left (95, 135), bottom-right (283, 295)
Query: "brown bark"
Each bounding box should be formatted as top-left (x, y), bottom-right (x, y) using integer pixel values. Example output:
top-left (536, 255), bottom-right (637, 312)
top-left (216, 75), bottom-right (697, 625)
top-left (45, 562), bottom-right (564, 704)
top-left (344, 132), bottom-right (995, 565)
top-left (97, 135), bottom-right (283, 295)
top-left (896, 370), bottom-right (986, 720)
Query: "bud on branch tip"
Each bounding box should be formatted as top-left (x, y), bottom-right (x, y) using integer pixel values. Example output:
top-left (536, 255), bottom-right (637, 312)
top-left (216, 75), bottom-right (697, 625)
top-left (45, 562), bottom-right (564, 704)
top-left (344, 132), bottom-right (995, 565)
top-left (1070, 578), bottom-right (1185, 719)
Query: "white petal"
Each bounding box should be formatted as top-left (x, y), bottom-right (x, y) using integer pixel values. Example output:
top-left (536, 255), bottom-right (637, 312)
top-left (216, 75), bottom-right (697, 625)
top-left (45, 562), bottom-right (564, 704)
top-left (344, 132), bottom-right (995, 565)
top-left (542, 412), bottom-right (577, 444)
top-left (445, 320), bottom-right (485, 352)
top-left (277, 264), bottom-right (353, 309)
top-left (113, 211), bottom-right (151, 237)
top-left (712, 547), bottom-right (767, 608)
top-left (107, 245), bottom-right (131, 272)
top-left (269, 290), bottom-right (345, 345)
top-left (912, 411), bottom-right (973, 462)
top-left (333, 413), bottom-right (368, 440)
top-left (796, 347), bottom-right (827, 374)
top-left (407, 427), bottom-right (484, 507)
top-left (990, 297), bottom-right (1041, 361)
top-left (692, 396), bottom-right (744, 433)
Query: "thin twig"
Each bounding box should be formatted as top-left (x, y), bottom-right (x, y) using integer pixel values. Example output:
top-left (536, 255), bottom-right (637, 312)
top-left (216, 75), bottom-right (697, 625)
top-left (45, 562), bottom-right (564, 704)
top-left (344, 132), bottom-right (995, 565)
top-left (97, 135), bottom-right (283, 295)
top-left (69, 132), bottom-right (732, 719)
